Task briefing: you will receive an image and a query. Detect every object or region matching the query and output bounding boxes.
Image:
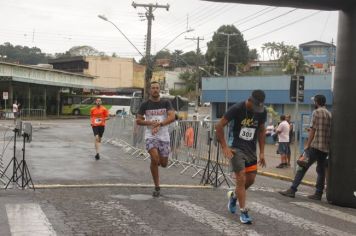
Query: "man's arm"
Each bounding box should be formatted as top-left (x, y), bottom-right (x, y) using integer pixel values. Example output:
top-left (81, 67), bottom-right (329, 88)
top-left (160, 110), bottom-right (175, 126)
top-left (215, 117), bottom-right (234, 159)
top-left (258, 123), bottom-right (266, 167)
top-left (136, 114), bottom-right (155, 126)
top-left (304, 128), bottom-right (316, 149)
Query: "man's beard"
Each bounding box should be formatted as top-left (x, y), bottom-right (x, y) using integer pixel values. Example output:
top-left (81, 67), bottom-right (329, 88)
top-left (151, 93), bottom-right (159, 98)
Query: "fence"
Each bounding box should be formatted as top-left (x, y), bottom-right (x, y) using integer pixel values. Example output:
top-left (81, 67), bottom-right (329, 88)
top-left (0, 109), bottom-right (46, 120)
top-left (104, 116), bottom-right (234, 187)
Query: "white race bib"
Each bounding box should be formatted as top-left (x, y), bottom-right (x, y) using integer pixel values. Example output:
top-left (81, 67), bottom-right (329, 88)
top-left (95, 118), bottom-right (102, 124)
top-left (239, 127), bottom-right (255, 141)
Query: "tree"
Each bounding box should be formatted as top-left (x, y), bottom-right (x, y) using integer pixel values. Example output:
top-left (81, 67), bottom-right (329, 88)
top-left (67, 45), bottom-right (105, 57)
top-left (205, 25), bottom-right (249, 76)
top-left (0, 42), bottom-right (48, 65)
top-left (248, 49), bottom-right (259, 61)
top-left (262, 42), bottom-right (305, 74)
top-left (178, 70), bottom-right (198, 92)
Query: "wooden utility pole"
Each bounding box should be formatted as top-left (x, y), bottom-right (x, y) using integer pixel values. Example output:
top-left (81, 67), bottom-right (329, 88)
top-left (132, 2), bottom-right (169, 99)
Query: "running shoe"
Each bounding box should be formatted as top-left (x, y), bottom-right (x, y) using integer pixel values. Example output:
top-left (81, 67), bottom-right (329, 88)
top-left (152, 187), bottom-right (160, 197)
top-left (227, 190), bottom-right (237, 214)
top-left (240, 209), bottom-right (252, 224)
top-left (95, 153), bottom-right (100, 160)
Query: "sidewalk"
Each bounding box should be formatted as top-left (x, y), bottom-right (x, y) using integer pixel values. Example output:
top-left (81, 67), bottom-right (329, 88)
top-left (261, 143), bottom-right (317, 186)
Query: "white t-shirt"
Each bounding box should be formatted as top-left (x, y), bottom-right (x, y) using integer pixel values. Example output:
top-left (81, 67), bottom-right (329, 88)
top-left (13, 104), bottom-right (18, 113)
top-left (277, 120), bottom-right (290, 142)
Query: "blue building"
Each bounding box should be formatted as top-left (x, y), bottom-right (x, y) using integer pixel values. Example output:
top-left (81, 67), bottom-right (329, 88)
top-left (201, 74), bottom-right (332, 124)
top-left (299, 40), bottom-right (336, 73)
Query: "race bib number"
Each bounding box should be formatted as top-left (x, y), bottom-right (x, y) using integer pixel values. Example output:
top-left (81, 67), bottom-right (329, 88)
top-left (150, 116), bottom-right (163, 123)
top-left (239, 127), bottom-right (255, 141)
top-left (95, 118), bottom-right (102, 124)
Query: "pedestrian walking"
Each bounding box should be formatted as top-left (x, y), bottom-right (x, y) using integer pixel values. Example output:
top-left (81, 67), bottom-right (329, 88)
top-left (136, 81), bottom-right (175, 197)
top-left (279, 94), bottom-right (331, 200)
top-left (215, 89), bottom-right (267, 224)
top-left (275, 115), bottom-right (290, 168)
top-left (90, 98), bottom-right (109, 160)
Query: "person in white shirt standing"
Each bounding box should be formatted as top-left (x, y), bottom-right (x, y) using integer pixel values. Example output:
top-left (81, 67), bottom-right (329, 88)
top-left (12, 100), bottom-right (20, 124)
top-left (275, 115), bottom-right (290, 168)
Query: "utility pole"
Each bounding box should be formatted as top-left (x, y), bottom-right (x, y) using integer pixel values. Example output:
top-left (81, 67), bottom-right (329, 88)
top-left (185, 36), bottom-right (204, 112)
top-left (218, 32), bottom-right (238, 112)
top-left (132, 2), bottom-right (170, 99)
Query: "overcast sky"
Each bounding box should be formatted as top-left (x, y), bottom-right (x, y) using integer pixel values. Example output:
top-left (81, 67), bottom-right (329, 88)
top-left (0, 0), bottom-right (338, 60)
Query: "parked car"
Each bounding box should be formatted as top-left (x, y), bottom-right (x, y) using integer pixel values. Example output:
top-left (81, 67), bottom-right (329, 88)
top-left (203, 102), bottom-right (211, 107)
top-left (188, 102), bottom-right (195, 107)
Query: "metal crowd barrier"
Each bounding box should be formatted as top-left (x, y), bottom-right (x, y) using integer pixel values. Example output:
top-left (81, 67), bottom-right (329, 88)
top-left (104, 116), bottom-right (234, 187)
top-left (19, 109), bottom-right (46, 120)
top-left (0, 109), bottom-right (46, 120)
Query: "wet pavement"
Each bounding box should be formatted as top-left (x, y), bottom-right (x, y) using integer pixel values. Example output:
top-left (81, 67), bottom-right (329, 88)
top-left (0, 119), bottom-right (354, 236)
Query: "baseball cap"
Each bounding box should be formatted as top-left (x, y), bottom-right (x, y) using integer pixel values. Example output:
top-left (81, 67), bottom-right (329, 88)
top-left (250, 90), bottom-right (265, 113)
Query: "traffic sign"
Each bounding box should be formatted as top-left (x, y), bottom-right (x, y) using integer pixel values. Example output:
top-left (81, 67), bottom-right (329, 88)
top-left (3, 91), bottom-right (8, 100)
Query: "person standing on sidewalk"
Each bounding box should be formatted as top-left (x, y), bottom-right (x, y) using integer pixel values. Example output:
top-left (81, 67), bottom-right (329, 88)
top-left (136, 81), bottom-right (175, 197)
top-left (90, 98), bottom-right (109, 160)
top-left (12, 100), bottom-right (20, 124)
top-left (275, 115), bottom-right (290, 168)
top-left (215, 89), bottom-right (267, 224)
top-left (285, 114), bottom-right (294, 166)
top-left (279, 94), bottom-right (331, 200)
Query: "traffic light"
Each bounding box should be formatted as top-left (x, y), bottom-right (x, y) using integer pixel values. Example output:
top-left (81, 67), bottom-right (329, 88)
top-left (290, 75), bottom-right (305, 102)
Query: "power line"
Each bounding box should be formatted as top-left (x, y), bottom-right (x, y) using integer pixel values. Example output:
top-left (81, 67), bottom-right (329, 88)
top-left (247, 11), bottom-right (322, 42)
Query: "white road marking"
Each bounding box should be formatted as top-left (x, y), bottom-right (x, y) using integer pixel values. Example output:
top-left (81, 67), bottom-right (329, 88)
top-left (89, 200), bottom-right (161, 235)
top-left (6, 203), bottom-right (56, 236)
top-left (165, 200), bottom-right (260, 236)
top-left (250, 202), bottom-right (354, 236)
top-left (292, 201), bottom-right (356, 225)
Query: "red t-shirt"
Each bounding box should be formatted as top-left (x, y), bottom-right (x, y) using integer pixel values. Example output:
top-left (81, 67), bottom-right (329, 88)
top-left (90, 106), bottom-right (109, 126)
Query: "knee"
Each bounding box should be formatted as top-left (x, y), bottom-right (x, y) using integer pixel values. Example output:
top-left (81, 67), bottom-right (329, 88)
top-left (161, 162), bottom-right (168, 168)
top-left (151, 158), bottom-right (159, 166)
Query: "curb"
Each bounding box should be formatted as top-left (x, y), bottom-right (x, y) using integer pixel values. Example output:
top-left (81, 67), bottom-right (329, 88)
top-left (258, 170), bottom-right (316, 187)
top-left (34, 183), bottom-right (214, 190)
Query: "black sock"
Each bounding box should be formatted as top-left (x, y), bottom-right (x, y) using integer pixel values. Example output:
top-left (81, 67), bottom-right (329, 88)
top-left (155, 186), bottom-right (160, 191)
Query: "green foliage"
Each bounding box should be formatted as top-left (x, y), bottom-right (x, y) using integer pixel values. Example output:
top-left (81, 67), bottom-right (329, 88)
top-left (262, 42), bottom-right (305, 74)
top-left (178, 70), bottom-right (197, 92)
top-left (169, 88), bottom-right (187, 96)
top-left (0, 42), bottom-right (48, 65)
top-left (205, 25), bottom-right (249, 76)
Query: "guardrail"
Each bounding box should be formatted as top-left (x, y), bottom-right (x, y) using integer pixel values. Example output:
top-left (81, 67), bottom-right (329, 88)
top-left (104, 116), bottom-right (234, 187)
top-left (0, 109), bottom-right (46, 120)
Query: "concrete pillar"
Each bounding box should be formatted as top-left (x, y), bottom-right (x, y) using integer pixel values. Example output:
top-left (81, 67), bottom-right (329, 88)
top-left (327, 9), bottom-right (356, 207)
top-left (44, 87), bottom-right (47, 117)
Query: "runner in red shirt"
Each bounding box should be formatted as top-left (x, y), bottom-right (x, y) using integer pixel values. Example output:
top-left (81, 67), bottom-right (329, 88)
top-left (90, 98), bottom-right (109, 160)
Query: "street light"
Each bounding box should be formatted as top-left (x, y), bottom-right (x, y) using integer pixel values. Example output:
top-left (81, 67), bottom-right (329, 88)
top-left (158, 28), bottom-right (194, 52)
top-left (218, 32), bottom-right (238, 112)
top-left (98, 15), bottom-right (145, 59)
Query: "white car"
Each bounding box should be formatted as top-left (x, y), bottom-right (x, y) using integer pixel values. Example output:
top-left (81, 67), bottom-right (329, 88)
top-left (203, 102), bottom-right (211, 107)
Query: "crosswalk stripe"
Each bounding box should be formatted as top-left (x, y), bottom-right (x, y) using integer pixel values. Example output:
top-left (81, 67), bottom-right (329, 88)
top-left (291, 201), bottom-right (356, 225)
top-left (89, 200), bottom-right (161, 235)
top-left (165, 200), bottom-right (260, 236)
top-left (250, 202), bottom-right (354, 236)
top-left (6, 203), bottom-right (56, 236)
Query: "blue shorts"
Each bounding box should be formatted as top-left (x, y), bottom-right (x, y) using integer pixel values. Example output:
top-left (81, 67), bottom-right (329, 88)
top-left (146, 139), bottom-right (170, 157)
top-left (278, 142), bottom-right (290, 155)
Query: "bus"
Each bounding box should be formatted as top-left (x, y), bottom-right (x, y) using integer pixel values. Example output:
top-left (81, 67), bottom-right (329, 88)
top-left (61, 94), bottom-right (134, 116)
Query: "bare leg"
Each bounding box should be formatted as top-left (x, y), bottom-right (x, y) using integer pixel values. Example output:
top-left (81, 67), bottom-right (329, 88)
top-left (95, 135), bottom-right (101, 154)
top-left (245, 172), bottom-right (256, 190)
top-left (149, 148), bottom-right (160, 188)
top-left (235, 170), bottom-right (247, 209)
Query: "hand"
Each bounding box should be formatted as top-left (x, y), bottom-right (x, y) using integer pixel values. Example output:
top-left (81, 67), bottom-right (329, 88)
top-left (151, 126), bottom-right (160, 135)
top-left (151, 120), bottom-right (160, 128)
top-left (258, 153), bottom-right (266, 167)
top-left (222, 147), bottom-right (235, 160)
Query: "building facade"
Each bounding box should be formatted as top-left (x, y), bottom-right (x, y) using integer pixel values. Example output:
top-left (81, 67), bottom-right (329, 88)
top-left (49, 56), bottom-right (145, 89)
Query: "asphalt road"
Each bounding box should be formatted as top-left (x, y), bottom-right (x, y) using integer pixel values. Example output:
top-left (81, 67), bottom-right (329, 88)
top-left (0, 119), bottom-right (355, 235)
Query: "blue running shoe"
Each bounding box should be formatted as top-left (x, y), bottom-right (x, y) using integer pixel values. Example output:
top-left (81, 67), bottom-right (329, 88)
top-left (227, 191), bottom-right (237, 214)
top-left (240, 209), bottom-right (252, 224)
